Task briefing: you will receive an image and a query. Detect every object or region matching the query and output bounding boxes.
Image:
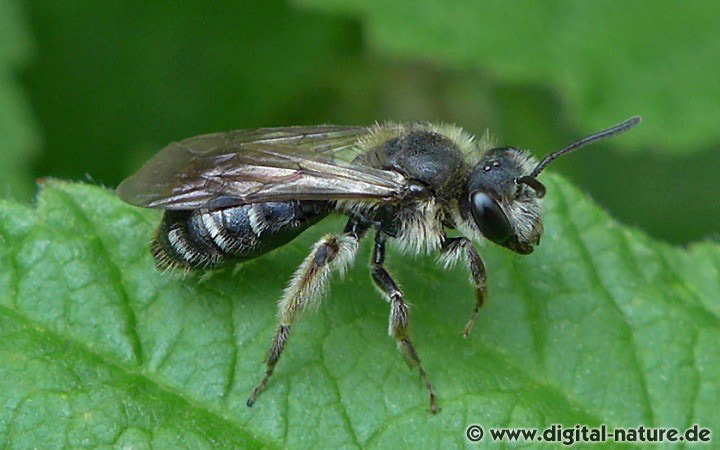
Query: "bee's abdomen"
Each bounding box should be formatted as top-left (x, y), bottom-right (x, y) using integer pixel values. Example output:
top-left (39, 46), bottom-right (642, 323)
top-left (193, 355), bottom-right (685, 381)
top-left (152, 201), bottom-right (330, 270)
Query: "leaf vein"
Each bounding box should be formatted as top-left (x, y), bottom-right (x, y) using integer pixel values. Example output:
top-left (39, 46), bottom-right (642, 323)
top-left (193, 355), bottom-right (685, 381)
top-left (0, 304), bottom-right (273, 448)
top-left (551, 178), bottom-right (655, 426)
top-left (53, 189), bottom-right (145, 366)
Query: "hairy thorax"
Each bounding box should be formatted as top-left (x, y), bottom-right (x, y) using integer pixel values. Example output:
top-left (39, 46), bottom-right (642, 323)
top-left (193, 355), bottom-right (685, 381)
top-left (350, 124), bottom-right (475, 254)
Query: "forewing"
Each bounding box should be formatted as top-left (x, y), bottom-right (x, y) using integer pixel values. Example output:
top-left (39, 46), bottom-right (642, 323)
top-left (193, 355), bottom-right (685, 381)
top-left (117, 126), bottom-right (407, 209)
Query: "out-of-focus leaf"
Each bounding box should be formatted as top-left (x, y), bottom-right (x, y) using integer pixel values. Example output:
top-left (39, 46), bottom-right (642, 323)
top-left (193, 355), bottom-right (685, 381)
top-left (0, 0), bottom-right (38, 199)
top-left (21, 1), bottom-right (720, 243)
top-left (23, 0), bottom-right (361, 188)
top-left (0, 177), bottom-right (718, 447)
top-left (298, 0), bottom-right (720, 154)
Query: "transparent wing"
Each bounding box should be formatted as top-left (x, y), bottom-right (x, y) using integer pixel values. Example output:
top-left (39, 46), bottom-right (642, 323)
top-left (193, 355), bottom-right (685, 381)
top-left (117, 126), bottom-right (408, 210)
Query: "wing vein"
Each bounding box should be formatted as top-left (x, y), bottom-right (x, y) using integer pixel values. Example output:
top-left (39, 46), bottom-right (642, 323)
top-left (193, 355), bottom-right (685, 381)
top-left (117, 125), bottom-right (408, 210)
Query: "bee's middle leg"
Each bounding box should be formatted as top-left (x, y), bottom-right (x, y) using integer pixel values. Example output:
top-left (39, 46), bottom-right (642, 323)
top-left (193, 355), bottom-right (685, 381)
top-left (371, 232), bottom-right (438, 413)
top-left (247, 231), bottom-right (359, 407)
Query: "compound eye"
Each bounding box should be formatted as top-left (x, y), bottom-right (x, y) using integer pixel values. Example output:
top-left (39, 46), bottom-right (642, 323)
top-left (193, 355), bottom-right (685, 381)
top-left (470, 191), bottom-right (512, 244)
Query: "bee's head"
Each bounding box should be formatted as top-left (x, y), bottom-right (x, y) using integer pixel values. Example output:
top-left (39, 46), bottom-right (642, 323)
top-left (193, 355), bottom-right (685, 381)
top-left (464, 116), bottom-right (641, 255)
top-left (465, 147), bottom-right (543, 254)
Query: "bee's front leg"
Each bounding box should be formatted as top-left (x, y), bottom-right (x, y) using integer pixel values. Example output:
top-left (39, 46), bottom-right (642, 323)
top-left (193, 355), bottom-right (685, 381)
top-left (371, 232), bottom-right (438, 414)
top-left (440, 237), bottom-right (487, 338)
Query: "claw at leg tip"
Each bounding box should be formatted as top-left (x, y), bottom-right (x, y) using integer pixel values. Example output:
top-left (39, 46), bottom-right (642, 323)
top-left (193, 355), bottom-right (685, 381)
top-left (247, 387), bottom-right (261, 407)
top-left (463, 323), bottom-right (474, 338)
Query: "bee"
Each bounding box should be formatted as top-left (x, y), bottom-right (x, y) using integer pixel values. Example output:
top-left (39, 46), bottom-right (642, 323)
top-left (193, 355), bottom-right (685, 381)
top-left (118, 116), bottom-right (640, 413)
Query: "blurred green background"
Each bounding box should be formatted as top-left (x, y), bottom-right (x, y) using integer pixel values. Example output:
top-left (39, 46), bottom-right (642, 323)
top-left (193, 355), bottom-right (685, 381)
top-left (2, 0), bottom-right (719, 244)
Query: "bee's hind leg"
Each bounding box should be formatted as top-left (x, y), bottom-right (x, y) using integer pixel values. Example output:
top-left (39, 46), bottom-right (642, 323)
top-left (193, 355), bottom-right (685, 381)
top-left (371, 232), bottom-right (438, 414)
top-left (440, 237), bottom-right (487, 338)
top-left (247, 221), bottom-right (369, 407)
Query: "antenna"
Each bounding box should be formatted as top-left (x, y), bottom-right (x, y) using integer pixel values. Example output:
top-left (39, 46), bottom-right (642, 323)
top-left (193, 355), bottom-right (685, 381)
top-left (531, 116), bottom-right (641, 178)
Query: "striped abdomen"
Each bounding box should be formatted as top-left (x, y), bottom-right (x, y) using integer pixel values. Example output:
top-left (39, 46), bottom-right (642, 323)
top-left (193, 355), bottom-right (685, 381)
top-left (152, 200), bottom-right (330, 270)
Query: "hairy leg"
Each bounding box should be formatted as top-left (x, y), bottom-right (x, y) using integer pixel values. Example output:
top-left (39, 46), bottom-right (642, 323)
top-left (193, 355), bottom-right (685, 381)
top-left (247, 232), bottom-right (358, 407)
top-left (371, 232), bottom-right (438, 413)
top-left (440, 237), bottom-right (487, 338)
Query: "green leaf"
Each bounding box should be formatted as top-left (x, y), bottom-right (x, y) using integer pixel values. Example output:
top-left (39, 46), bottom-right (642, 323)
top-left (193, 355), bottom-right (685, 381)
top-left (0, 0), bottom-right (39, 200)
top-left (0, 177), bottom-right (718, 448)
top-left (297, 0), bottom-right (720, 154)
